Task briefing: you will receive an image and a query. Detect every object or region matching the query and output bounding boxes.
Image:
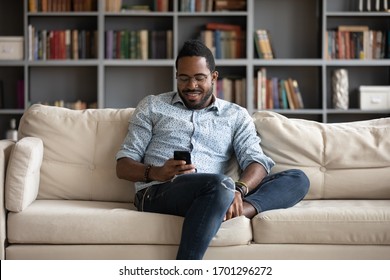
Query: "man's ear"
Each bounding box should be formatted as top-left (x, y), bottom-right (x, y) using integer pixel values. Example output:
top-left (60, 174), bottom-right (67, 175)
top-left (212, 71), bottom-right (219, 82)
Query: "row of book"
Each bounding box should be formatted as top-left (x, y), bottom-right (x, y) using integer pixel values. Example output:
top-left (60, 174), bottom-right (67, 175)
top-left (28, 0), bottom-right (97, 12)
top-left (254, 29), bottom-right (274, 59)
top-left (106, 0), bottom-right (170, 12)
top-left (254, 68), bottom-right (304, 110)
top-left (105, 30), bottom-right (173, 59)
top-left (326, 26), bottom-right (389, 59)
top-left (215, 77), bottom-right (246, 107)
top-left (180, 0), bottom-right (246, 12)
top-left (200, 23), bottom-right (245, 59)
top-left (28, 25), bottom-right (97, 60)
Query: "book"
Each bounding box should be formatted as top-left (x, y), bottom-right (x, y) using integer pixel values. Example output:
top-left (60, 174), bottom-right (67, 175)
top-left (72, 29), bottom-right (79, 59)
top-left (271, 77), bottom-right (280, 109)
top-left (284, 79), bottom-right (296, 109)
top-left (200, 30), bottom-right (215, 56)
top-left (222, 77), bottom-right (233, 102)
top-left (29, 0), bottom-right (37, 12)
top-left (214, 0), bottom-right (246, 11)
top-left (105, 30), bottom-right (114, 59)
top-left (256, 67), bottom-right (267, 109)
top-left (166, 30), bottom-right (173, 59)
top-left (139, 29), bottom-right (149, 60)
top-left (254, 29), bottom-right (273, 59)
top-left (234, 78), bottom-right (246, 107)
top-left (279, 79), bottom-right (289, 109)
top-left (290, 79), bottom-right (304, 109)
top-left (206, 22), bottom-right (241, 31)
top-left (155, 0), bottom-right (169, 12)
top-left (338, 25), bottom-right (369, 32)
top-left (106, 0), bottom-right (122, 12)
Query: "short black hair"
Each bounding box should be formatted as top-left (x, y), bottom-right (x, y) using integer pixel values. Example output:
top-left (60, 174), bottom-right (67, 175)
top-left (175, 40), bottom-right (215, 72)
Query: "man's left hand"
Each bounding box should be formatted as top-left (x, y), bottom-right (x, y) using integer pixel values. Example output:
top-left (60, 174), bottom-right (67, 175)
top-left (224, 191), bottom-right (243, 221)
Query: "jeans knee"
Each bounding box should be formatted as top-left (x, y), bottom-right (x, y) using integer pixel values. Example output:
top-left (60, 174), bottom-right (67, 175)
top-left (204, 174), bottom-right (235, 205)
top-left (288, 169), bottom-right (310, 197)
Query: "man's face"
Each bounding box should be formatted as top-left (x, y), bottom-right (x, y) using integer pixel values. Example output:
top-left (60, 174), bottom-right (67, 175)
top-left (176, 56), bottom-right (218, 110)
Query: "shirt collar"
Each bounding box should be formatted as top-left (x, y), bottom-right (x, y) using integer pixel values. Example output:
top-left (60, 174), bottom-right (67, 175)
top-left (171, 92), bottom-right (221, 113)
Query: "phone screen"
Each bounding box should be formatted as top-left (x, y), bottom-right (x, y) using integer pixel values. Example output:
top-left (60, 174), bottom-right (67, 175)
top-left (174, 151), bottom-right (191, 164)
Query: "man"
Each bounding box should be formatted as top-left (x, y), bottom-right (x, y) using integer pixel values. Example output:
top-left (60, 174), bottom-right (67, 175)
top-left (116, 40), bottom-right (310, 260)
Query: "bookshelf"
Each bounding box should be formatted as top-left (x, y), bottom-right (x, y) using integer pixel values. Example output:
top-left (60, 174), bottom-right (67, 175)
top-left (0, 0), bottom-right (389, 138)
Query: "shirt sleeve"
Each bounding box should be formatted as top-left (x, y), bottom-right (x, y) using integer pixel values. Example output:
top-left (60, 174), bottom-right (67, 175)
top-left (233, 109), bottom-right (275, 173)
top-left (115, 96), bottom-right (153, 162)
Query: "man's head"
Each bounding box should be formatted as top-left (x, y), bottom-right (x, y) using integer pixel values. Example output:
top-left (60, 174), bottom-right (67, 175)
top-left (175, 40), bottom-right (219, 110)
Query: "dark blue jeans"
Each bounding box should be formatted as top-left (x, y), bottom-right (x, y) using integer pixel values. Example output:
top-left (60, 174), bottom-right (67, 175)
top-left (135, 169), bottom-right (309, 260)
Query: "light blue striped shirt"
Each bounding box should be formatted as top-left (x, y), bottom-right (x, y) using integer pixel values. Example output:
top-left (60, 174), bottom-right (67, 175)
top-left (116, 91), bottom-right (274, 192)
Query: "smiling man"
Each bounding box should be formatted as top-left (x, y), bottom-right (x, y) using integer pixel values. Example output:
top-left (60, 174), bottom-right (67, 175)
top-left (116, 40), bottom-right (309, 260)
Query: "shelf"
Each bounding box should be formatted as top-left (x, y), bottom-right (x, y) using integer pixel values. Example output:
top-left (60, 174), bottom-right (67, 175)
top-left (28, 12), bottom-right (99, 16)
top-left (327, 12), bottom-right (390, 17)
top-left (253, 59), bottom-right (324, 66)
top-left (325, 60), bottom-right (390, 66)
top-left (327, 109), bottom-right (390, 114)
top-left (27, 60), bottom-right (99, 66)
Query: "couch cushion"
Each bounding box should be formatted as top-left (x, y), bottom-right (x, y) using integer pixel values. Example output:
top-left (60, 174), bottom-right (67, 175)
top-left (252, 200), bottom-right (390, 245)
top-left (18, 104), bottom-right (135, 202)
top-left (253, 111), bottom-right (390, 199)
top-left (7, 200), bottom-right (252, 247)
top-left (5, 137), bottom-right (43, 212)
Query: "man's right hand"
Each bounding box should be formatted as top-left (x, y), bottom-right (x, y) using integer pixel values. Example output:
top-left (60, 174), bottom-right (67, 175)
top-left (116, 157), bottom-right (196, 183)
top-left (151, 159), bottom-right (196, 181)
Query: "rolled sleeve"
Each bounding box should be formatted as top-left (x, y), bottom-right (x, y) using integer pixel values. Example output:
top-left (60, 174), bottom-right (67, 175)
top-left (233, 110), bottom-right (275, 173)
top-left (116, 96), bottom-right (153, 162)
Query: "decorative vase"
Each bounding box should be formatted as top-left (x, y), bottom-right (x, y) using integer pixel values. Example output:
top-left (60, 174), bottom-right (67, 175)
top-left (332, 69), bottom-right (349, 110)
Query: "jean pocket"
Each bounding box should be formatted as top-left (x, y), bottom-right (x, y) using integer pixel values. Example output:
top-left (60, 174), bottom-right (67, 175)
top-left (134, 188), bottom-right (148, 210)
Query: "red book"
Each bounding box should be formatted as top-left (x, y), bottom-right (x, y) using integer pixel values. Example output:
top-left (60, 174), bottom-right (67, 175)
top-left (206, 22), bottom-right (241, 32)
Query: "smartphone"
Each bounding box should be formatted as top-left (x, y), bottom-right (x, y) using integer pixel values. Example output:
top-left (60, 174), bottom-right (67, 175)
top-left (174, 151), bottom-right (191, 164)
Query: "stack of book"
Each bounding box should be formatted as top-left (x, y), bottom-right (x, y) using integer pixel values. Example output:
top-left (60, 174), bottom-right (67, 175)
top-left (254, 68), bottom-right (304, 110)
top-left (200, 22), bottom-right (245, 59)
top-left (325, 25), bottom-right (389, 59)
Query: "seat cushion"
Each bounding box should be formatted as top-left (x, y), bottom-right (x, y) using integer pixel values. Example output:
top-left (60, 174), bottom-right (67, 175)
top-left (252, 200), bottom-right (390, 245)
top-left (7, 200), bottom-right (252, 247)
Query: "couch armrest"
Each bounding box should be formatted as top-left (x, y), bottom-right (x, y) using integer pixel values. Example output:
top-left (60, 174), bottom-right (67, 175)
top-left (0, 139), bottom-right (15, 260)
top-left (5, 137), bottom-right (43, 213)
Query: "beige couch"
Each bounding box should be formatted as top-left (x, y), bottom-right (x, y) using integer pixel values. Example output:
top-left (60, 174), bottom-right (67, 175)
top-left (1, 104), bottom-right (389, 260)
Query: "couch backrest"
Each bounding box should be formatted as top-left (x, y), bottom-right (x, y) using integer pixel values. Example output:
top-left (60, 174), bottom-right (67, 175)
top-left (18, 104), bottom-right (135, 202)
top-left (253, 111), bottom-right (390, 199)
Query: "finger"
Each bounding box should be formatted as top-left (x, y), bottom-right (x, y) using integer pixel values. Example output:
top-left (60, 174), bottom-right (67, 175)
top-left (225, 207), bottom-right (233, 221)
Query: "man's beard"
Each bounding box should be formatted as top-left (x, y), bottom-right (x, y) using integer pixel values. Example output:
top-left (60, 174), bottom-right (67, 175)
top-left (180, 84), bottom-right (214, 110)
